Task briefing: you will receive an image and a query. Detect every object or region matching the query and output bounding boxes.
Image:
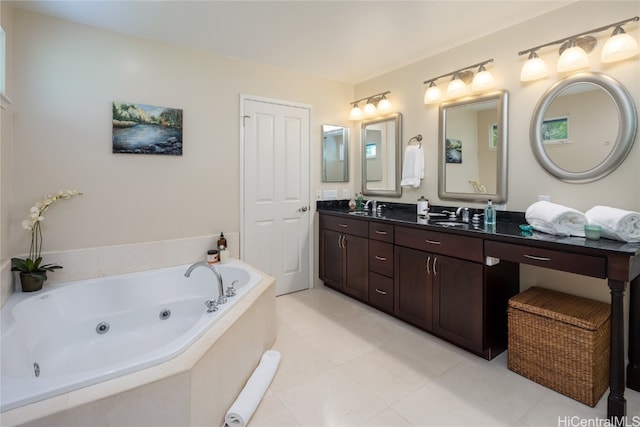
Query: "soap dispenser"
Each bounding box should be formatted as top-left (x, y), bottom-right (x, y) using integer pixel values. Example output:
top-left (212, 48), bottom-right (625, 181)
top-left (484, 199), bottom-right (496, 230)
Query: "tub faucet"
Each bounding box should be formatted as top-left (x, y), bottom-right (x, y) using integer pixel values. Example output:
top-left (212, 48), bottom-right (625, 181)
top-left (184, 262), bottom-right (227, 306)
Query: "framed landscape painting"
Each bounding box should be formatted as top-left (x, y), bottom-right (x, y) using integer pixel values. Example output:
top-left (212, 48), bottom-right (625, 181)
top-left (112, 102), bottom-right (183, 155)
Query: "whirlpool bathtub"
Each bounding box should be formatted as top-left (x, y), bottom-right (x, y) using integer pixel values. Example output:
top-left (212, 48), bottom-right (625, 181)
top-left (1, 258), bottom-right (275, 425)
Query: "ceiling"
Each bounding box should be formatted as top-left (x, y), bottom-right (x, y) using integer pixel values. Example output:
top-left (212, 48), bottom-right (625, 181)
top-left (10, 0), bottom-right (576, 84)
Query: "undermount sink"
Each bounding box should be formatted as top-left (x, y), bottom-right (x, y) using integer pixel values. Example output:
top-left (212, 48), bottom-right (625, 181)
top-left (349, 211), bottom-right (369, 216)
top-left (433, 221), bottom-right (469, 228)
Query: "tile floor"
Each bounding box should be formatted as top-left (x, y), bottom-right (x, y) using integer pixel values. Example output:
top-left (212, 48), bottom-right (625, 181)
top-left (248, 286), bottom-right (640, 427)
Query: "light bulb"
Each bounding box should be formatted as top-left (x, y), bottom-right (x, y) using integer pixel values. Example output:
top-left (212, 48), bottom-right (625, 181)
top-left (601, 26), bottom-right (639, 63)
top-left (557, 39), bottom-right (589, 73)
top-left (349, 104), bottom-right (362, 121)
top-left (447, 75), bottom-right (467, 98)
top-left (471, 65), bottom-right (495, 92)
top-left (363, 101), bottom-right (377, 117)
top-left (424, 82), bottom-right (442, 104)
top-left (377, 97), bottom-right (392, 114)
top-left (520, 51), bottom-right (549, 82)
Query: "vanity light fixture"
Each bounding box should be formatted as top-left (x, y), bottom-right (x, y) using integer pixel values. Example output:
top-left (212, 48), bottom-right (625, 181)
top-left (423, 81), bottom-right (442, 104)
top-left (602, 25), bottom-right (640, 63)
top-left (518, 16), bottom-right (639, 81)
top-left (556, 38), bottom-right (591, 73)
top-left (348, 91), bottom-right (392, 121)
top-left (349, 103), bottom-right (363, 121)
top-left (471, 63), bottom-right (496, 92)
top-left (520, 51), bottom-right (549, 82)
top-left (422, 59), bottom-right (494, 104)
top-left (363, 100), bottom-right (377, 117)
top-left (447, 74), bottom-right (467, 98)
top-left (377, 94), bottom-right (393, 114)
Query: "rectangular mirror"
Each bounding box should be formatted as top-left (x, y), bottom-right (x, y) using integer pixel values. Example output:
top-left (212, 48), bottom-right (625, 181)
top-left (438, 91), bottom-right (508, 203)
top-left (322, 124), bottom-right (349, 182)
top-left (362, 113), bottom-right (402, 197)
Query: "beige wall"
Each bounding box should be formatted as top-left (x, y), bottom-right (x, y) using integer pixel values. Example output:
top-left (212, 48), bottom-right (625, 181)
top-left (1, 3), bottom-right (13, 266)
top-left (4, 8), bottom-right (351, 259)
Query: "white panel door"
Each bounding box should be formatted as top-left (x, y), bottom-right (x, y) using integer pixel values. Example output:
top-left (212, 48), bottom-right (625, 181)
top-left (242, 96), bottom-right (310, 296)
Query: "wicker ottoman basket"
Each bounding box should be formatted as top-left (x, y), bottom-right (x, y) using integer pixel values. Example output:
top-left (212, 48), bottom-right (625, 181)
top-left (508, 286), bottom-right (610, 407)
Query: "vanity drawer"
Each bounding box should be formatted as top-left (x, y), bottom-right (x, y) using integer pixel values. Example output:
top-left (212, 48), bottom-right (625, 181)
top-left (369, 272), bottom-right (394, 314)
top-left (395, 226), bottom-right (483, 262)
top-left (485, 241), bottom-right (606, 278)
top-left (369, 240), bottom-right (394, 277)
top-left (321, 214), bottom-right (368, 237)
top-left (369, 222), bottom-right (394, 243)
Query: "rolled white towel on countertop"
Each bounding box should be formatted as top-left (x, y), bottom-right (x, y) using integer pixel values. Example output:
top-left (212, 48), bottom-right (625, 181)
top-left (585, 206), bottom-right (640, 243)
top-left (525, 200), bottom-right (586, 237)
top-left (225, 350), bottom-right (281, 427)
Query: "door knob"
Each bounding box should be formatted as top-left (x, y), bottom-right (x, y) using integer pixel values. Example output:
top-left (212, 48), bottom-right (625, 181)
top-left (298, 206), bottom-right (309, 212)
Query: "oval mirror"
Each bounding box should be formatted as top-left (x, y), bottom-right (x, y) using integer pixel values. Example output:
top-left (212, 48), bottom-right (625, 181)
top-left (322, 124), bottom-right (349, 182)
top-left (362, 113), bottom-right (402, 197)
top-left (438, 91), bottom-right (508, 203)
top-left (530, 72), bottom-right (637, 183)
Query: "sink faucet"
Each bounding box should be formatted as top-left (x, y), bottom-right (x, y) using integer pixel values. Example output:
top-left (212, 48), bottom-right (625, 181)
top-left (456, 207), bottom-right (470, 223)
top-left (364, 200), bottom-right (377, 212)
top-left (184, 262), bottom-right (227, 308)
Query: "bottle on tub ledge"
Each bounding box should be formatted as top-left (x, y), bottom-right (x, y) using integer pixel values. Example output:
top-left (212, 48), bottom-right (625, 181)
top-left (217, 232), bottom-right (230, 263)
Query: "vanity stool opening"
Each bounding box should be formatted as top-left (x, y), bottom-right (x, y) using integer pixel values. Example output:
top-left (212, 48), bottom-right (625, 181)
top-left (507, 286), bottom-right (610, 407)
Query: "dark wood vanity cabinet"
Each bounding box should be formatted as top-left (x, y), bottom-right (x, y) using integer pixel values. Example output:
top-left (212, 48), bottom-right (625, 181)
top-left (393, 224), bottom-right (518, 359)
top-left (319, 214), bottom-right (369, 301)
top-left (394, 245), bottom-right (433, 330)
top-left (320, 212), bottom-right (518, 359)
top-left (368, 222), bottom-right (395, 313)
top-left (431, 255), bottom-right (483, 353)
top-left (394, 225), bottom-right (486, 352)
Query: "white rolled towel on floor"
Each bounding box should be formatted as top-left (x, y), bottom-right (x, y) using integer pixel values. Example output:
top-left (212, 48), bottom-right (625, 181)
top-left (525, 201), bottom-right (586, 237)
top-left (585, 205), bottom-right (640, 243)
top-left (225, 350), bottom-right (281, 427)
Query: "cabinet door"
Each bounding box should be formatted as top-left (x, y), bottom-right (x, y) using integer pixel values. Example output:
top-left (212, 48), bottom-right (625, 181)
top-left (394, 246), bottom-right (432, 330)
top-left (343, 234), bottom-right (369, 301)
top-left (432, 255), bottom-right (483, 353)
top-left (322, 229), bottom-right (344, 290)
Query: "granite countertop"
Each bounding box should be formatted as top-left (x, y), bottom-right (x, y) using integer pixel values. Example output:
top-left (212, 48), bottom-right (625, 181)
top-left (317, 200), bottom-right (640, 256)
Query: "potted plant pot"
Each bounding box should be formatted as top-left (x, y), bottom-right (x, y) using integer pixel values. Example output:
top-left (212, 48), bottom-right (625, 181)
top-left (19, 273), bottom-right (45, 292)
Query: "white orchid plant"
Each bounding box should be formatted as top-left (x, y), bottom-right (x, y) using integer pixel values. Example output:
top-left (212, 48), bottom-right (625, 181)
top-left (11, 190), bottom-right (82, 279)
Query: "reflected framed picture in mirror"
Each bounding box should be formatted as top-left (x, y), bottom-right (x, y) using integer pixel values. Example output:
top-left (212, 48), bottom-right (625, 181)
top-left (445, 139), bottom-right (462, 163)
